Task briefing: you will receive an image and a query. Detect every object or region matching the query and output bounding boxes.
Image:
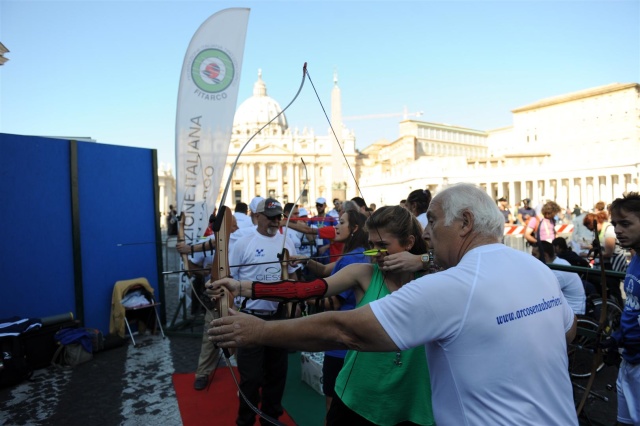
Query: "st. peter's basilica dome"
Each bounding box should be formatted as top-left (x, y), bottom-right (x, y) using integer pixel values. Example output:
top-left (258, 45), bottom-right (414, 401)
top-left (233, 69), bottom-right (288, 137)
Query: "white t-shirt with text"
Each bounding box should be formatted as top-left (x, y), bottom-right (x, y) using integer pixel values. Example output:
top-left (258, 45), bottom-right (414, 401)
top-left (370, 243), bottom-right (578, 426)
top-left (230, 230), bottom-right (299, 312)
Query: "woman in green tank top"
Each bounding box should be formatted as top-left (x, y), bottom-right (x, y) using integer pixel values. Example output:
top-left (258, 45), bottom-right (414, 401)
top-left (209, 206), bottom-right (436, 425)
top-left (324, 206), bottom-right (435, 426)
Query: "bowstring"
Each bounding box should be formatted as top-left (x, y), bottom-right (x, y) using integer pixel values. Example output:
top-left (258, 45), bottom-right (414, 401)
top-left (163, 251), bottom-right (368, 275)
top-left (305, 67), bottom-right (391, 401)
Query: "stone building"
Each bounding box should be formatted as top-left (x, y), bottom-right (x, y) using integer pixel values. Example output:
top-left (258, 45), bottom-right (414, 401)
top-left (166, 77), bottom-right (639, 215)
top-left (358, 82), bottom-right (640, 209)
top-left (158, 162), bottom-right (176, 227)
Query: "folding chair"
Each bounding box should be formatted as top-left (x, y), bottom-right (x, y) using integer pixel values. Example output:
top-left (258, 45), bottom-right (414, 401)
top-left (109, 277), bottom-right (165, 347)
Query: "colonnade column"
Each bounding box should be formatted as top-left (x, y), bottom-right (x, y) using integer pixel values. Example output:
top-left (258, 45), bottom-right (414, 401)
top-left (286, 163), bottom-right (294, 202)
top-left (508, 181), bottom-right (515, 205)
top-left (308, 162), bottom-right (317, 205)
top-left (241, 163), bottom-right (249, 203)
top-left (521, 181), bottom-right (528, 200)
top-left (580, 175), bottom-right (588, 209)
top-left (248, 163), bottom-right (256, 201)
top-left (260, 163), bottom-right (267, 197)
top-left (293, 164), bottom-right (300, 206)
top-left (559, 178), bottom-right (568, 209)
top-left (276, 163), bottom-right (283, 201)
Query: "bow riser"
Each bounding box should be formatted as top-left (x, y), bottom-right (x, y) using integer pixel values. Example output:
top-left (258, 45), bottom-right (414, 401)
top-left (211, 206), bottom-right (234, 318)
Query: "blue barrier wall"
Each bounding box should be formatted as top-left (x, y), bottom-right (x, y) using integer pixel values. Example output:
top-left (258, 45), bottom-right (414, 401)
top-left (0, 133), bottom-right (161, 334)
top-left (0, 134), bottom-right (77, 319)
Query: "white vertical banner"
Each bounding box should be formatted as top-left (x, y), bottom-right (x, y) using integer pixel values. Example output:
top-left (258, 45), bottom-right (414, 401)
top-left (175, 8), bottom-right (250, 302)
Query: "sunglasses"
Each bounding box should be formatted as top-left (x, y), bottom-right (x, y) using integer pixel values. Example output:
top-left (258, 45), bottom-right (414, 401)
top-left (261, 213), bottom-right (283, 220)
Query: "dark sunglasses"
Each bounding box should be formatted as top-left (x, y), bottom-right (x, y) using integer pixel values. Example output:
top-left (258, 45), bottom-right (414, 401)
top-left (261, 213), bottom-right (283, 220)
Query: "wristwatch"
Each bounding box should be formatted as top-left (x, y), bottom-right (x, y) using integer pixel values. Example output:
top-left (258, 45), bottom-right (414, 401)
top-left (421, 253), bottom-right (431, 270)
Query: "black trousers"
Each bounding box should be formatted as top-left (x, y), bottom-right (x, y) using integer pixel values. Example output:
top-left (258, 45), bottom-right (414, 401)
top-left (236, 316), bottom-right (288, 426)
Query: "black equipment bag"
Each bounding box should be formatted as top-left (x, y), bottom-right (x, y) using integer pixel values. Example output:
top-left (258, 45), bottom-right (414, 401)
top-left (0, 335), bottom-right (32, 388)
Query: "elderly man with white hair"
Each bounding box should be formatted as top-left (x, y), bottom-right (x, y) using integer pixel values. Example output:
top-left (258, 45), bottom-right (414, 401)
top-left (208, 183), bottom-right (578, 425)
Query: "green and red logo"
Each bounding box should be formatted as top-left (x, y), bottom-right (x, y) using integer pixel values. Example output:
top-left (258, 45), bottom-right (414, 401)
top-left (191, 48), bottom-right (234, 93)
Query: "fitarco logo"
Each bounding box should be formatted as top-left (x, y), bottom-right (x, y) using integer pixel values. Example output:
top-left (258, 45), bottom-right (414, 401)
top-left (190, 48), bottom-right (235, 94)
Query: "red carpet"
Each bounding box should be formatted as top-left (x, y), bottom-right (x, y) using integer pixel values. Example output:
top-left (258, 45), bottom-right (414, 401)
top-left (173, 368), bottom-right (297, 426)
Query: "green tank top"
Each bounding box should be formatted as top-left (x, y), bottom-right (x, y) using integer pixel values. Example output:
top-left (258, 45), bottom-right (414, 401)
top-left (334, 265), bottom-right (435, 425)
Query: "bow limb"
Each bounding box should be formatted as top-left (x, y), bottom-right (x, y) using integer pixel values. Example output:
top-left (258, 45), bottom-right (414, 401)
top-left (576, 221), bottom-right (609, 415)
top-left (212, 64), bottom-right (305, 323)
top-left (211, 206), bottom-right (234, 318)
top-left (212, 65), bottom-right (306, 316)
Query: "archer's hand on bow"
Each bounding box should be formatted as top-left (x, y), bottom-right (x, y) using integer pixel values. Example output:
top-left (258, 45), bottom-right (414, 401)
top-left (207, 308), bottom-right (265, 349)
top-left (176, 241), bottom-right (190, 255)
top-left (380, 251), bottom-right (420, 272)
top-left (205, 277), bottom-right (246, 300)
top-left (288, 255), bottom-right (310, 267)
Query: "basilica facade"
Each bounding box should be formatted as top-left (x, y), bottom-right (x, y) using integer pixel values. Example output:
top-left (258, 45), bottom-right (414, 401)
top-left (221, 70), bottom-right (359, 211)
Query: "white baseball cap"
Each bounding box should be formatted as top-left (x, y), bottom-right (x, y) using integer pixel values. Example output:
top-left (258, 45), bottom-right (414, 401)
top-left (249, 196), bottom-right (265, 213)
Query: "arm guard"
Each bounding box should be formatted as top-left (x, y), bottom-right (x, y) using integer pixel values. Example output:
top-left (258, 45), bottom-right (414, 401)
top-left (318, 226), bottom-right (336, 239)
top-left (252, 278), bottom-right (328, 301)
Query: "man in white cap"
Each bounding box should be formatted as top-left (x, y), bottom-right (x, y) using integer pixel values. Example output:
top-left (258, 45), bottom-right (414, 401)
top-left (224, 197), bottom-right (300, 425)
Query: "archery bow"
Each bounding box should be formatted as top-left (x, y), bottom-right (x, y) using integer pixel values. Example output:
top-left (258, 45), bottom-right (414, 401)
top-left (209, 61), bottom-right (307, 321)
top-left (576, 220), bottom-right (609, 415)
top-left (203, 64), bottom-right (308, 426)
top-left (212, 62), bottom-right (307, 315)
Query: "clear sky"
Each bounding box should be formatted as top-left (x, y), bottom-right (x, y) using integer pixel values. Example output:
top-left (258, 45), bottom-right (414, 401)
top-left (1, 0), bottom-right (638, 170)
